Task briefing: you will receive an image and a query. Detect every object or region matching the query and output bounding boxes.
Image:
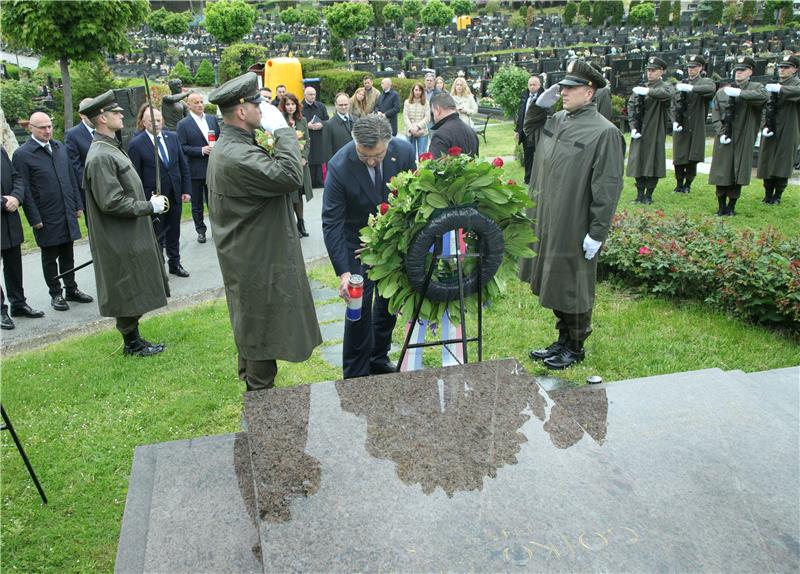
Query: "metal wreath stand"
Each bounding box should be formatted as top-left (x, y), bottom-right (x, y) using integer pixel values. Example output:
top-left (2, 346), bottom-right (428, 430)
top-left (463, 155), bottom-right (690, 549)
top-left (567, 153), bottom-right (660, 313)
top-left (396, 205), bottom-right (506, 370)
top-left (1, 405), bottom-right (48, 504)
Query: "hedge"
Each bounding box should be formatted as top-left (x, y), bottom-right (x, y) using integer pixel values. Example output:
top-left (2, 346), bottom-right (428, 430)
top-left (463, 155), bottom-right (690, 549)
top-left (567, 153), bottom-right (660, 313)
top-left (314, 68), bottom-right (421, 104)
top-left (600, 210), bottom-right (800, 332)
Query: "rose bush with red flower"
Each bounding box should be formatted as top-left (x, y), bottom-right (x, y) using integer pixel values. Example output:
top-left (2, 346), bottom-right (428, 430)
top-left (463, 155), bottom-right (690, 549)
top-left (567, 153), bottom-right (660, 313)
top-left (359, 151), bottom-right (536, 323)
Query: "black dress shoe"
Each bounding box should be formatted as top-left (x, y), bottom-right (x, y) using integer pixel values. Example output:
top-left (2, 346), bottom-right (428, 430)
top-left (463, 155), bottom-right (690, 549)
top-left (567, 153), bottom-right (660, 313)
top-left (169, 264), bottom-right (190, 277)
top-left (51, 295), bottom-right (69, 311)
top-left (369, 360), bottom-right (397, 375)
top-left (1, 314), bottom-right (14, 330)
top-left (543, 345), bottom-right (585, 370)
top-left (65, 289), bottom-right (93, 303)
top-left (197, 233), bottom-right (206, 243)
top-left (123, 339), bottom-right (165, 357)
top-left (529, 339), bottom-right (566, 362)
top-left (9, 304), bottom-right (45, 318)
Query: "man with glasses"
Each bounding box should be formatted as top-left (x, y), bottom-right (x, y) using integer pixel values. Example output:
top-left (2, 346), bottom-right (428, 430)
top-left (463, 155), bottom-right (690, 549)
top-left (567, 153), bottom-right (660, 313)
top-left (81, 91), bottom-right (169, 357)
top-left (323, 92), bottom-right (354, 163)
top-left (322, 115), bottom-right (416, 379)
top-left (14, 112), bottom-right (93, 312)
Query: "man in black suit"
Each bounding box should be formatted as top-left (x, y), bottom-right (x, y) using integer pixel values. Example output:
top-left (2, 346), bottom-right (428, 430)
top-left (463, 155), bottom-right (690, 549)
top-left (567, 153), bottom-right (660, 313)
top-left (323, 92), bottom-right (354, 163)
top-left (176, 91), bottom-right (220, 244)
top-left (375, 78), bottom-right (402, 136)
top-left (129, 106), bottom-right (192, 277)
top-left (516, 75), bottom-right (542, 184)
top-left (428, 93), bottom-right (480, 158)
top-left (64, 97), bottom-right (94, 212)
top-left (1, 147), bottom-right (44, 329)
top-left (15, 112), bottom-right (93, 311)
top-left (302, 86), bottom-right (329, 187)
top-left (272, 84), bottom-right (287, 107)
top-left (322, 115), bottom-right (416, 379)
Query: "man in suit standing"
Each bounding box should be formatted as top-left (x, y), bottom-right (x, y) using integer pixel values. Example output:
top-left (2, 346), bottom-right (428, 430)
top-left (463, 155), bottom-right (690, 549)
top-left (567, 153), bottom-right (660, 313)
top-left (2, 147), bottom-right (45, 329)
top-left (322, 115), bottom-right (416, 379)
top-left (516, 75), bottom-right (542, 185)
top-left (129, 106), bottom-right (192, 277)
top-left (14, 112), bottom-right (93, 311)
top-left (323, 92), bottom-right (354, 163)
top-left (177, 91), bottom-right (220, 244)
top-left (375, 78), bottom-right (402, 136)
top-left (302, 86), bottom-right (329, 187)
top-left (64, 97), bottom-right (94, 213)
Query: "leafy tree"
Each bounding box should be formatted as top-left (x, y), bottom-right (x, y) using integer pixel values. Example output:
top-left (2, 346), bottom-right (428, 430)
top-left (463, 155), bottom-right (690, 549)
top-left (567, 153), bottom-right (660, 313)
top-left (451, 0), bottom-right (473, 17)
top-left (1, 0), bottom-right (149, 130)
top-left (509, 14), bottom-right (525, 28)
top-left (280, 7), bottom-right (300, 25)
top-left (740, 0), bottom-right (755, 24)
top-left (148, 8), bottom-right (171, 34)
top-left (193, 59), bottom-right (215, 86)
top-left (371, 0), bottom-right (388, 26)
top-left (0, 79), bottom-right (41, 123)
top-left (485, 0), bottom-right (501, 15)
top-left (330, 38), bottom-right (345, 61)
top-left (563, 2), bottom-right (578, 26)
top-left (421, 0), bottom-right (454, 55)
top-left (592, 2), bottom-right (606, 25)
top-left (383, 3), bottom-right (403, 23)
top-left (219, 42), bottom-right (267, 82)
top-left (204, 0), bottom-right (257, 45)
top-left (169, 61), bottom-right (194, 84)
top-left (402, 0), bottom-right (422, 18)
top-left (149, 9), bottom-right (191, 36)
top-left (722, 1), bottom-right (739, 26)
top-left (275, 32), bottom-right (293, 44)
top-left (765, 0), bottom-right (793, 25)
top-left (488, 65), bottom-right (529, 119)
top-left (628, 2), bottom-right (656, 26)
top-left (658, 1), bottom-right (671, 26)
top-left (299, 9), bottom-right (321, 27)
top-left (403, 16), bottom-right (417, 34)
top-left (607, 0), bottom-right (625, 25)
top-left (578, 0), bottom-right (591, 19)
top-left (695, 0), bottom-right (724, 24)
top-left (71, 59), bottom-right (119, 105)
top-left (324, 2), bottom-right (373, 63)
top-left (672, 0), bottom-right (682, 24)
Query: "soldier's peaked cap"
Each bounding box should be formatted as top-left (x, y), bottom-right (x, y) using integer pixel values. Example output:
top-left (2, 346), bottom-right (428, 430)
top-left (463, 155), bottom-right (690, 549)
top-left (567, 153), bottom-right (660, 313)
top-left (208, 72), bottom-right (263, 108)
top-left (686, 55), bottom-right (706, 66)
top-left (79, 90), bottom-right (124, 118)
top-left (646, 57), bottom-right (667, 70)
top-left (734, 56), bottom-right (756, 70)
top-left (559, 59), bottom-right (606, 90)
top-left (778, 55), bottom-right (800, 68)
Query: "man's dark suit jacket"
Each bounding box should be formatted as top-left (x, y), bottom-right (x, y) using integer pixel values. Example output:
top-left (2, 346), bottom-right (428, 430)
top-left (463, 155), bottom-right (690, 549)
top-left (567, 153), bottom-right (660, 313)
top-left (516, 89), bottom-right (542, 139)
top-left (322, 114), bottom-right (354, 163)
top-left (322, 138), bottom-right (416, 276)
top-left (1, 148), bottom-right (25, 250)
top-left (375, 89), bottom-right (402, 135)
top-left (176, 113), bottom-right (220, 181)
top-left (64, 121), bottom-right (93, 188)
top-left (127, 130), bottom-right (191, 202)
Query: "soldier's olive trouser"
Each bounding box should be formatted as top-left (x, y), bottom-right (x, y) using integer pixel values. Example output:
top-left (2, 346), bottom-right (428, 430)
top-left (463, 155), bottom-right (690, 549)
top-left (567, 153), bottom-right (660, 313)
top-left (553, 309), bottom-right (593, 345)
top-left (116, 316), bottom-right (141, 336)
top-left (715, 184), bottom-right (742, 199)
top-left (674, 162), bottom-right (698, 183)
top-left (237, 355), bottom-right (278, 392)
top-left (635, 176), bottom-right (659, 191)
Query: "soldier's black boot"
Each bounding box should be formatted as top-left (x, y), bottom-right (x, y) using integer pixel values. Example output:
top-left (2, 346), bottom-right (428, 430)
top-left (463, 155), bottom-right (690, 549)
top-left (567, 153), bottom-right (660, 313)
top-left (543, 339), bottom-right (585, 370)
top-left (642, 188), bottom-right (654, 205)
top-left (297, 219), bottom-right (309, 237)
top-left (762, 181), bottom-right (775, 204)
top-left (683, 177), bottom-right (694, 194)
top-left (715, 195), bottom-right (727, 216)
top-left (123, 328), bottom-right (165, 357)
top-left (673, 175), bottom-right (684, 193)
top-left (633, 187), bottom-right (644, 203)
top-left (725, 197), bottom-right (737, 216)
top-left (773, 186), bottom-right (785, 205)
top-left (529, 332), bottom-right (568, 362)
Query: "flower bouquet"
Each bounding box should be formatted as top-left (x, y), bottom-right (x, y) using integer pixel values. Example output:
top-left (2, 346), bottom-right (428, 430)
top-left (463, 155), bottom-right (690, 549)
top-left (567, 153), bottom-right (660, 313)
top-left (359, 149), bottom-right (536, 324)
top-left (255, 129), bottom-right (275, 155)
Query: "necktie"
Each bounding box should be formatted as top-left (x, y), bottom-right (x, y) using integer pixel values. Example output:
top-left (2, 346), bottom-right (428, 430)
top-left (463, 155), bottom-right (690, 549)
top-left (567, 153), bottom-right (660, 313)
top-left (526, 94), bottom-right (535, 112)
top-left (157, 136), bottom-right (169, 167)
top-left (45, 143), bottom-right (52, 155)
top-left (344, 116), bottom-right (351, 132)
top-left (374, 163), bottom-right (383, 199)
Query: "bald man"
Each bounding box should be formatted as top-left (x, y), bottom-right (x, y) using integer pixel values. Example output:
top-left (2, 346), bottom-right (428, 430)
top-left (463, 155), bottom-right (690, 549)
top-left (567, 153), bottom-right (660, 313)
top-left (64, 97), bottom-right (95, 214)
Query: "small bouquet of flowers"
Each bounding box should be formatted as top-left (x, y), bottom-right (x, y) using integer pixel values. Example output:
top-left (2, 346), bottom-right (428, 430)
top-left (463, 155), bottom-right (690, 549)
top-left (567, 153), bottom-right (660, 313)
top-left (255, 129), bottom-right (275, 156)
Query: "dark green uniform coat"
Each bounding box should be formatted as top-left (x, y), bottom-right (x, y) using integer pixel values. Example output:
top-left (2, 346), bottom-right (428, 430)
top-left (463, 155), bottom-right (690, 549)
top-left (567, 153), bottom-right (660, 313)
top-left (672, 76), bottom-right (716, 164)
top-left (593, 86), bottom-right (613, 121)
top-left (207, 124), bottom-right (322, 362)
top-left (82, 134), bottom-right (169, 317)
top-left (708, 80), bottom-right (768, 186)
top-left (626, 79), bottom-right (674, 178)
top-left (520, 103), bottom-right (625, 314)
top-left (757, 76), bottom-right (800, 179)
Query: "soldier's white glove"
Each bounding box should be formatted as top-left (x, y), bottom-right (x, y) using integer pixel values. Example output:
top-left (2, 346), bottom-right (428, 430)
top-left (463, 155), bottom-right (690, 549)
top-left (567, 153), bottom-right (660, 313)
top-left (536, 83), bottom-right (561, 108)
top-left (673, 121), bottom-right (683, 133)
top-left (632, 86), bottom-right (650, 96)
top-left (150, 195), bottom-right (168, 214)
top-left (762, 127), bottom-right (774, 138)
top-left (723, 87), bottom-right (741, 97)
top-left (676, 83), bottom-right (693, 92)
top-left (582, 234), bottom-right (602, 260)
top-left (260, 102), bottom-right (289, 132)
top-left (719, 134), bottom-right (731, 145)
top-left (765, 83), bottom-right (781, 93)
top-left (631, 128), bottom-right (642, 139)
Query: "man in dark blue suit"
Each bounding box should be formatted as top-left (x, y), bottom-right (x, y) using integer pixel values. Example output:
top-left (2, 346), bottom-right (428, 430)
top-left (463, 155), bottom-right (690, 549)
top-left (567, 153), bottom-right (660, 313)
top-left (64, 97), bottom-right (95, 213)
top-left (176, 92), bottom-right (220, 244)
top-left (128, 106), bottom-right (192, 277)
top-left (322, 115), bottom-right (416, 379)
top-left (516, 75), bottom-right (543, 185)
top-left (15, 112), bottom-right (93, 311)
top-left (375, 77), bottom-right (402, 136)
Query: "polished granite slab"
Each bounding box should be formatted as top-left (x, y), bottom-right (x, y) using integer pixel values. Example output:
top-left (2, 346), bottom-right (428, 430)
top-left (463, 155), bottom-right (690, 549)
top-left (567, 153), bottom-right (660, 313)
top-left (243, 360), bottom-right (800, 573)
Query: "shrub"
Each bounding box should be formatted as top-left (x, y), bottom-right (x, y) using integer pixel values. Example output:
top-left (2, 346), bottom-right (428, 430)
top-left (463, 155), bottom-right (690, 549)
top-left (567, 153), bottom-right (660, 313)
top-left (315, 69), bottom-right (416, 102)
top-left (600, 210), bottom-right (800, 331)
top-left (70, 59), bottom-right (120, 105)
top-left (219, 42), bottom-right (268, 83)
top-left (0, 79), bottom-right (40, 122)
top-left (193, 59), bottom-right (215, 86)
top-left (169, 61), bottom-right (194, 84)
top-left (298, 58), bottom-right (341, 75)
top-left (487, 65), bottom-right (529, 119)
top-left (204, 102), bottom-right (218, 116)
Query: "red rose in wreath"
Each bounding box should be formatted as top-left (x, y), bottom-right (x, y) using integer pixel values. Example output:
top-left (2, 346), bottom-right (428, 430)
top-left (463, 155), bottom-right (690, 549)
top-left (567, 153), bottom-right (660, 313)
top-left (448, 146), bottom-right (463, 156)
top-left (379, 202), bottom-right (390, 215)
top-left (419, 152), bottom-right (434, 161)
top-left (492, 157), bottom-right (504, 167)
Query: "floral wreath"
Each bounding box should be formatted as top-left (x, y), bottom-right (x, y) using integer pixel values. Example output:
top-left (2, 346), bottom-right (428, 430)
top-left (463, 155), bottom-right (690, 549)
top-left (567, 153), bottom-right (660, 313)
top-left (359, 148), bottom-right (536, 324)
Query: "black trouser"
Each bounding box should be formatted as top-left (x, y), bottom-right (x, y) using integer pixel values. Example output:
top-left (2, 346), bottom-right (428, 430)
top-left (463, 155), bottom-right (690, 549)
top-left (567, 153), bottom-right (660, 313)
top-left (237, 356), bottom-right (278, 392)
top-left (674, 162), bottom-right (698, 184)
top-left (116, 315), bottom-right (141, 336)
top-left (40, 242), bottom-right (77, 297)
top-left (153, 195), bottom-right (182, 267)
top-left (715, 184), bottom-right (742, 199)
top-left (763, 177), bottom-right (788, 200)
top-left (1, 244), bottom-right (25, 313)
top-left (342, 275), bottom-right (397, 379)
top-left (190, 179), bottom-right (207, 234)
top-left (523, 144), bottom-right (535, 184)
top-left (553, 309), bottom-right (593, 344)
top-left (635, 176), bottom-right (659, 190)
top-left (310, 163), bottom-right (324, 188)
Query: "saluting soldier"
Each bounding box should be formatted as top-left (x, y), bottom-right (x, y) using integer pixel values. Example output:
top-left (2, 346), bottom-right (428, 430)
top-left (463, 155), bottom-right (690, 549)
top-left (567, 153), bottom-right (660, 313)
top-left (708, 56), bottom-right (768, 216)
top-left (520, 60), bottom-right (625, 370)
top-left (672, 55), bottom-right (716, 194)
top-left (590, 62), bottom-right (613, 121)
top-left (757, 55), bottom-right (800, 205)
top-left (206, 72), bottom-right (322, 392)
top-left (627, 57), bottom-right (675, 205)
top-left (80, 91), bottom-right (170, 356)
